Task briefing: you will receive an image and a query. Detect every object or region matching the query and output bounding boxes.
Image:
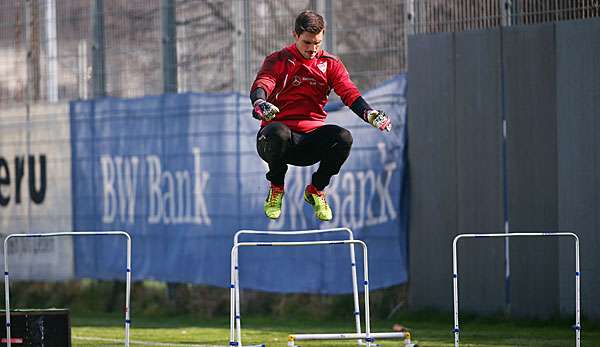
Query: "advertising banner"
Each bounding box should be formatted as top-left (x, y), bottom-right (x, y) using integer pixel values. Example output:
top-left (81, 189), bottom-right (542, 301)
top-left (70, 75), bottom-right (408, 293)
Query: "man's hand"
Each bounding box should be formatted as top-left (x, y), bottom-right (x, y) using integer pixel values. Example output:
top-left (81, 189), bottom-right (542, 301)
top-left (252, 100), bottom-right (279, 121)
top-left (365, 110), bottom-right (392, 132)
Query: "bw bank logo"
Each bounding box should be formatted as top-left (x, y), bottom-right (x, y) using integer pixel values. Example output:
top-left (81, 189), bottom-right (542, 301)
top-left (100, 148), bottom-right (210, 226)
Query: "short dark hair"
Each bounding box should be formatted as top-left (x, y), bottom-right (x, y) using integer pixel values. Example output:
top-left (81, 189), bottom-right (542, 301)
top-left (294, 10), bottom-right (325, 35)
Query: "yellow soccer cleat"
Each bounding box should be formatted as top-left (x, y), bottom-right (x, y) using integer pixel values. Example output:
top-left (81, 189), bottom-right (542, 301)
top-left (264, 183), bottom-right (284, 219)
top-left (303, 184), bottom-right (332, 221)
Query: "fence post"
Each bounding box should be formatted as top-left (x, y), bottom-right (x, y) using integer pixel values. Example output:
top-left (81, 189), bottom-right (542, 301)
top-left (44, 0), bottom-right (58, 102)
top-left (91, 0), bottom-right (106, 97)
top-left (316, 0), bottom-right (334, 51)
top-left (501, 0), bottom-right (513, 26)
top-left (232, 0), bottom-right (251, 92)
top-left (161, 0), bottom-right (177, 93)
top-left (406, 0), bottom-right (416, 35)
top-left (25, 0), bottom-right (42, 102)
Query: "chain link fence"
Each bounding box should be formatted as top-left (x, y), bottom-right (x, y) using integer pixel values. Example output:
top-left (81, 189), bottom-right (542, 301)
top-left (0, 0), bottom-right (598, 106)
top-left (411, 0), bottom-right (600, 33)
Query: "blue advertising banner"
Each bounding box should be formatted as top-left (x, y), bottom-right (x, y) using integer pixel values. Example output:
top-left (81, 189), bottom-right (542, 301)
top-left (70, 74), bottom-right (408, 294)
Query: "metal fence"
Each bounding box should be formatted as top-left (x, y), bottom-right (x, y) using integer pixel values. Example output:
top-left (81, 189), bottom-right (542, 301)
top-left (0, 0), bottom-right (598, 106)
top-left (411, 0), bottom-right (600, 33)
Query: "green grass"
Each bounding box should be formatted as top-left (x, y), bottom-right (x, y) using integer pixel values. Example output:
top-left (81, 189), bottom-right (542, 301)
top-left (70, 311), bottom-right (600, 347)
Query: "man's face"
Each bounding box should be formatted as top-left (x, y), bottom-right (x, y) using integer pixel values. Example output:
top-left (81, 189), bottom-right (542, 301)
top-left (294, 30), bottom-right (323, 59)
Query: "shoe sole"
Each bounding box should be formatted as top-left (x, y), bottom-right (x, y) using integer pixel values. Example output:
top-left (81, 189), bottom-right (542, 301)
top-left (265, 213), bottom-right (281, 220)
top-left (264, 204), bottom-right (282, 220)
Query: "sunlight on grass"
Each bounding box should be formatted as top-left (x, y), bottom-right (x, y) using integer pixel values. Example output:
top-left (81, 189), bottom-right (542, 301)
top-left (71, 313), bottom-right (599, 347)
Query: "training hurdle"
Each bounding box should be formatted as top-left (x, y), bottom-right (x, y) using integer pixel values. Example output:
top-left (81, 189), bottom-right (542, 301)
top-left (230, 230), bottom-right (416, 347)
top-left (3, 231), bottom-right (132, 347)
top-left (233, 228), bottom-right (364, 346)
top-left (452, 232), bottom-right (580, 347)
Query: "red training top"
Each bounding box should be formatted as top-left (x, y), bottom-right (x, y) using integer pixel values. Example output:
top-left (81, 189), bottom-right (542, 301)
top-left (251, 43), bottom-right (362, 133)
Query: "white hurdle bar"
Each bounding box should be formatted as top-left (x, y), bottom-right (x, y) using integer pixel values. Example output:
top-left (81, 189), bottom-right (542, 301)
top-left (233, 228), bottom-right (363, 346)
top-left (3, 231), bottom-right (132, 347)
top-left (452, 232), bottom-right (580, 347)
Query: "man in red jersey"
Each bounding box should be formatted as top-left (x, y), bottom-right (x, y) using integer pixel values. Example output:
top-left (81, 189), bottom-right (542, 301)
top-left (251, 10), bottom-right (391, 221)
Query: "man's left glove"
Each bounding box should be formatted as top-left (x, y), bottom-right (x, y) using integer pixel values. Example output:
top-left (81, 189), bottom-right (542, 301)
top-left (252, 99), bottom-right (279, 121)
top-left (364, 110), bottom-right (392, 132)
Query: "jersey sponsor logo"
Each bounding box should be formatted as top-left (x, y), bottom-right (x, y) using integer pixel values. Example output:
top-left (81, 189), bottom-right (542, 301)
top-left (302, 76), bottom-right (317, 86)
top-left (317, 61), bottom-right (327, 73)
top-left (290, 75), bottom-right (323, 88)
top-left (292, 75), bottom-right (302, 86)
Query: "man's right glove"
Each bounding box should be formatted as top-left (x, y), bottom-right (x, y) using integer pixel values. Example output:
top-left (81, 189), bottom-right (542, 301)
top-left (364, 109), bottom-right (392, 132)
top-left (252, 99), bottom-right (279, 121)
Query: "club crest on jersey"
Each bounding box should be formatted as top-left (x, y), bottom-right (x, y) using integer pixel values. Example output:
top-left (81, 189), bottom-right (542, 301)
top-left (317, 62), bottom-right (327, 73)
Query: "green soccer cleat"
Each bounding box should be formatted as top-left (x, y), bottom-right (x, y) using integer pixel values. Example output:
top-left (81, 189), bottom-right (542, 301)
top-left (303, 184), bottom-right (332, 221)
top-left (264, 184), bottom-right (284, 219)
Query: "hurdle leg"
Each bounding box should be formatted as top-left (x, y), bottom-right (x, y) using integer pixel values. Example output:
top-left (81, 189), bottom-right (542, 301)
top-left (4, 255), bottom-right (12, 347)
top-left (234, 247), bottom-right (243, 346)
top-left (360, 243), bottom-right (373, 347)
top-left (230, 247), bottom-right (237, 346)
top-left (452, 237), bottom-right (460, 347)
top-left (575, 237), bottom-right (581, 347)
top-left (232, 235), bottom-right (244, 346)
top-left (349, 241), bottom-right (364, 346)
top-left (124, 235), bottom-right (132, 347)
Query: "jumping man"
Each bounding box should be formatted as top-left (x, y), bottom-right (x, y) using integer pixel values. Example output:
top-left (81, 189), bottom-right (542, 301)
top-left (251, 10), bottom-right (391, 222)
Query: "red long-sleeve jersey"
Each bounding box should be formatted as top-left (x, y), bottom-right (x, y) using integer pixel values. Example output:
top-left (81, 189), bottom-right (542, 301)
top-left (251, 43), bottom-right (362, 133)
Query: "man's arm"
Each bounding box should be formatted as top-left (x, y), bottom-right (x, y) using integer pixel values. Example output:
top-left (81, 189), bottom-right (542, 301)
top-left (250, 88), bottom-right (267, 105)
top-left (328, 58), bottom-right (362, 107)
top-left (330, 60), bottom-right (392, 132)
top-left (350, 97), bottom-right (392, 132)
top-left (251, 52), bottom-right (281, 99)
top-left (250, 53), bottom-right (282, 121)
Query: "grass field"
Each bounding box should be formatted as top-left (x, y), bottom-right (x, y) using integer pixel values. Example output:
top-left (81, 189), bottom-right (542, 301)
top-left (70, 312), bottom-right (600, 347)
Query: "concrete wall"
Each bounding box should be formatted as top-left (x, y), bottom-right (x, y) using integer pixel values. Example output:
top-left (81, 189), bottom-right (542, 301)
top-left (407, 18), bottom-right (600, 319)
top-left (0, 102), bottom-right (74, 280)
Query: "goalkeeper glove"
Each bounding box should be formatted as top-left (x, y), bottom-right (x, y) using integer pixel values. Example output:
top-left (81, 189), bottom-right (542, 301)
top-left (252, 99), bottom-right (279, 121)
top-left (364, 110), bottom-right (392, 132)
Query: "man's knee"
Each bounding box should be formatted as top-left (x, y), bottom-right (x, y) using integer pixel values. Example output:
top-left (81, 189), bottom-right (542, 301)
top-left (336, 127), bottom-right (353, 148)
top-left (257, 122), bottom-right (291, 162)
top-left (261, 122), bottom-right (291, 142)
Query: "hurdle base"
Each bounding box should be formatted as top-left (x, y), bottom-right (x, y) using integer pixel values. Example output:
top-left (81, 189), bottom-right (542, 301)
top-left (287, 331), bottom-right (417, 347)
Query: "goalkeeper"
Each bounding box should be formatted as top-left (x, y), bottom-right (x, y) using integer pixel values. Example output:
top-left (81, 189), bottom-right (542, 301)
top-left (251, 10), bottom-right (392, 222)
